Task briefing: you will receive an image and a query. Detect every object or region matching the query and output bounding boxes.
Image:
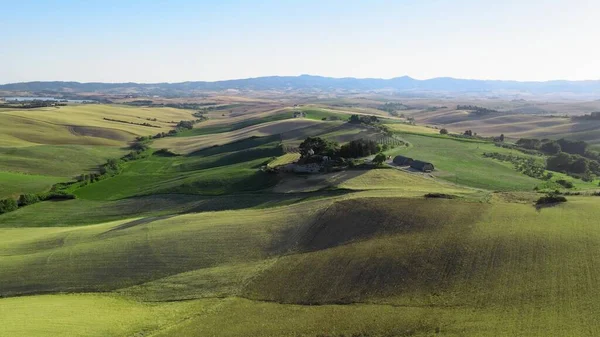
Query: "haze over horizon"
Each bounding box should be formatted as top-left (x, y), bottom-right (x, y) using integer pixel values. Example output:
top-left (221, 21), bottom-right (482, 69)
top-left (2, 0), bottom-right (599, 84)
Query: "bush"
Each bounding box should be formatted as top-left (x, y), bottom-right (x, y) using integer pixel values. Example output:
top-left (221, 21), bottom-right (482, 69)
top-left (439, 128), bottom-right (448, 135)
top-left (43, 191), bottom-right (77, 201)
top-left (154, 148), bottom-right (180, 157)
top-left (536, 194), bottom-right (567, 205)
top-left (18, 194), bottom-right (40, 206)
top-left (556, 179), bottom-right (574, 189)
top-left (372, 152), bottom-right (387, 166)
top-left (424, 193), bottom-right (455, 199)
top-left (0, 198), bottom-right (18, 214)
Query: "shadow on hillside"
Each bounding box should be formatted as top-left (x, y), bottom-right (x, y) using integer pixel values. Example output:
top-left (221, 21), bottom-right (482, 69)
top-left (270, 197), bottom-right (489, 255)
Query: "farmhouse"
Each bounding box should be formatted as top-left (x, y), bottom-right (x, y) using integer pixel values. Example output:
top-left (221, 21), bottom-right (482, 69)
top-left (393, 155), bottom-right (414, 166)
top-left (410, 160), bottom-right (434, 172)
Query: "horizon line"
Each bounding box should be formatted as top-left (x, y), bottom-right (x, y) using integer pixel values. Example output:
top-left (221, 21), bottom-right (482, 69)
top-left (2, 74), bottom-right (600, 86)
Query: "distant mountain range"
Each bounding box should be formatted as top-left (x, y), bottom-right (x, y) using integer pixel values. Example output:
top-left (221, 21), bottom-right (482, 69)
top-left (2, 75), bottom-right (600, 97)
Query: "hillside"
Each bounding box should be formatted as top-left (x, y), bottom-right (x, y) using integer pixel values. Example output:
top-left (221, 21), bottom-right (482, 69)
top-left (3, 195), bottom-right (600, 336)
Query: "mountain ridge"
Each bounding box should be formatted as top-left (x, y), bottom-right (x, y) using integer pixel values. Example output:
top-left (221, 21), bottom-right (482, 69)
top-left (2, 74), bottom-right (600, 96)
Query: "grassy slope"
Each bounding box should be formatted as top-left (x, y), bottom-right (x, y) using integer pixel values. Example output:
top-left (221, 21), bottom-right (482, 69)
top-left (155, 119), bottom-right (323, 154)
top-left (0, 294), bottom-right (204, 337)
top-left (0, 172), bottom-right (67, 199)
top-left (0, 145), bottom-right (126, 176)
top-left (384, 131), bottom-right (596, 191)
top-left (0, 105), bottom-right (193, 147)
top-left (73, 138), bottom-right (283, 200)
top-left (3, 196), bottom-right (600, 335)
top-left (0, 104), bottom-right (191, 196)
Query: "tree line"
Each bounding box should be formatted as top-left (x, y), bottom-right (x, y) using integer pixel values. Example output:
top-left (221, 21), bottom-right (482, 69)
top-left (457, 105), bottom-right (499, 116)
top-left (514, 138), bottom-right (600, 181)
top-left (299, 137), bottom-right (388, 161)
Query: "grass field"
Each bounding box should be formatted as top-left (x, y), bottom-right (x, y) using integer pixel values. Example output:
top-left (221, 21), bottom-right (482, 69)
top-left (72, 136), bottom-right (286, 200)
top-left (0, 104), bottom-right (193, 147)
top-left (0, 104), bottom-right (191, 196)
top-left (0, 145), bottom-right (126, 176)
top-left (3, 196), bottom-right (600, 335)
top-left (385, 132), bottom-right (599, 191)
top-left (0, 172), bottom-right (67, 198)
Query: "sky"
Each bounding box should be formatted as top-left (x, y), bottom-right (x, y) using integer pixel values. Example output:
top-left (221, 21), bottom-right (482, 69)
top-left (1, 0), bottom-right (599, 83)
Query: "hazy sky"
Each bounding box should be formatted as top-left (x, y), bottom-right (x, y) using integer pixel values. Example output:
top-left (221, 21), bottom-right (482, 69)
top-left (1, 0), bottom-right (599, 83)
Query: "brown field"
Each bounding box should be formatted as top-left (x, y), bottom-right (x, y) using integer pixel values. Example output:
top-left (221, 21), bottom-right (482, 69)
top-left (155, 119), bottom-right (325, 154)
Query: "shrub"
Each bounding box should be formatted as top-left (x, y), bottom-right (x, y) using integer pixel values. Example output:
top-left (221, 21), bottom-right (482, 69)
top-left (439, 128), bottom-right (448, 135)
top-left (556, 179), bottom-right (574, 189)
top-left (0, 198), bottom-right (18, 214)
top-left (424, 193), bottom-right (455, 199)
top-left (372, 152), bottom-right (387, 166)
top-left (154, 148), bottom-right (180, 157)
top-left (43, 191), bottom-right (77, 201)
top-left (536, 194), bottom-right (567, 205)
top-left (18, 194), bottom-right (40, 206)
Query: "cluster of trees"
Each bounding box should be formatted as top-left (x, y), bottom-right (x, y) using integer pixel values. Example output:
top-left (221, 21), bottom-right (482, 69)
top-left (572, 112), bottom-right (600, 120)
top-left (457, 105), bottom-right (499, 116)
top-left (483, 152), bottom-right (550, 180)
top-left (0, 100), bottom-right (67, 109)
top-left (348, 114), bottom-right (380, 125)
top-left (516, 138), bottom-right (588, 156)
top-left (514, 137), bottom-right (600, 181)
top-left (0, 190), bottom-right (77, 215)
top-left (546, 153), bottom-right (599, 181)
top-left (298, 137), bottom-right (385, 162)
top-left (377, 102), bottom-right (410, 116)
top-left (339, 139), bottom-right (380, 158)
top-left (299, 137), bottom-right (340, 158)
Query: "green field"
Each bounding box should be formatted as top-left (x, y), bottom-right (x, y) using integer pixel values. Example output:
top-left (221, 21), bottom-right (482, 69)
top-left (386, 132), bottom-right (599, 191)
top-left (0, 172), bottom-right (67, 198)
top-left (3, 196), bottom-right (600, 335)
top-left (0, 104), bottom-right (192, 196)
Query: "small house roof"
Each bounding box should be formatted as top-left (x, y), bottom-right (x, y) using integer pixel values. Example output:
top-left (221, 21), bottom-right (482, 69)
top-left (394, 155), bottom-right (412, 160)
top-left (410, 160), bottom-right (434, 168)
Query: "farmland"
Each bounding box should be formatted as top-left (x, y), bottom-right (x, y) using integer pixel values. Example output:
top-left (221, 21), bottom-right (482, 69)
top-left (1, 97), bottom-right (600, 336)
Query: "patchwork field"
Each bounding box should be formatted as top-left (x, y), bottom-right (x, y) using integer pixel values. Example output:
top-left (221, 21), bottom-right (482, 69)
top-left (0, 104), bottom-right (193, 147)
top-left (2, 99), bottom-right (600, 336)
top-left (411, 108), bottom-right (600, 145)
top-left (0, 104), bottom-right (193, 196)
